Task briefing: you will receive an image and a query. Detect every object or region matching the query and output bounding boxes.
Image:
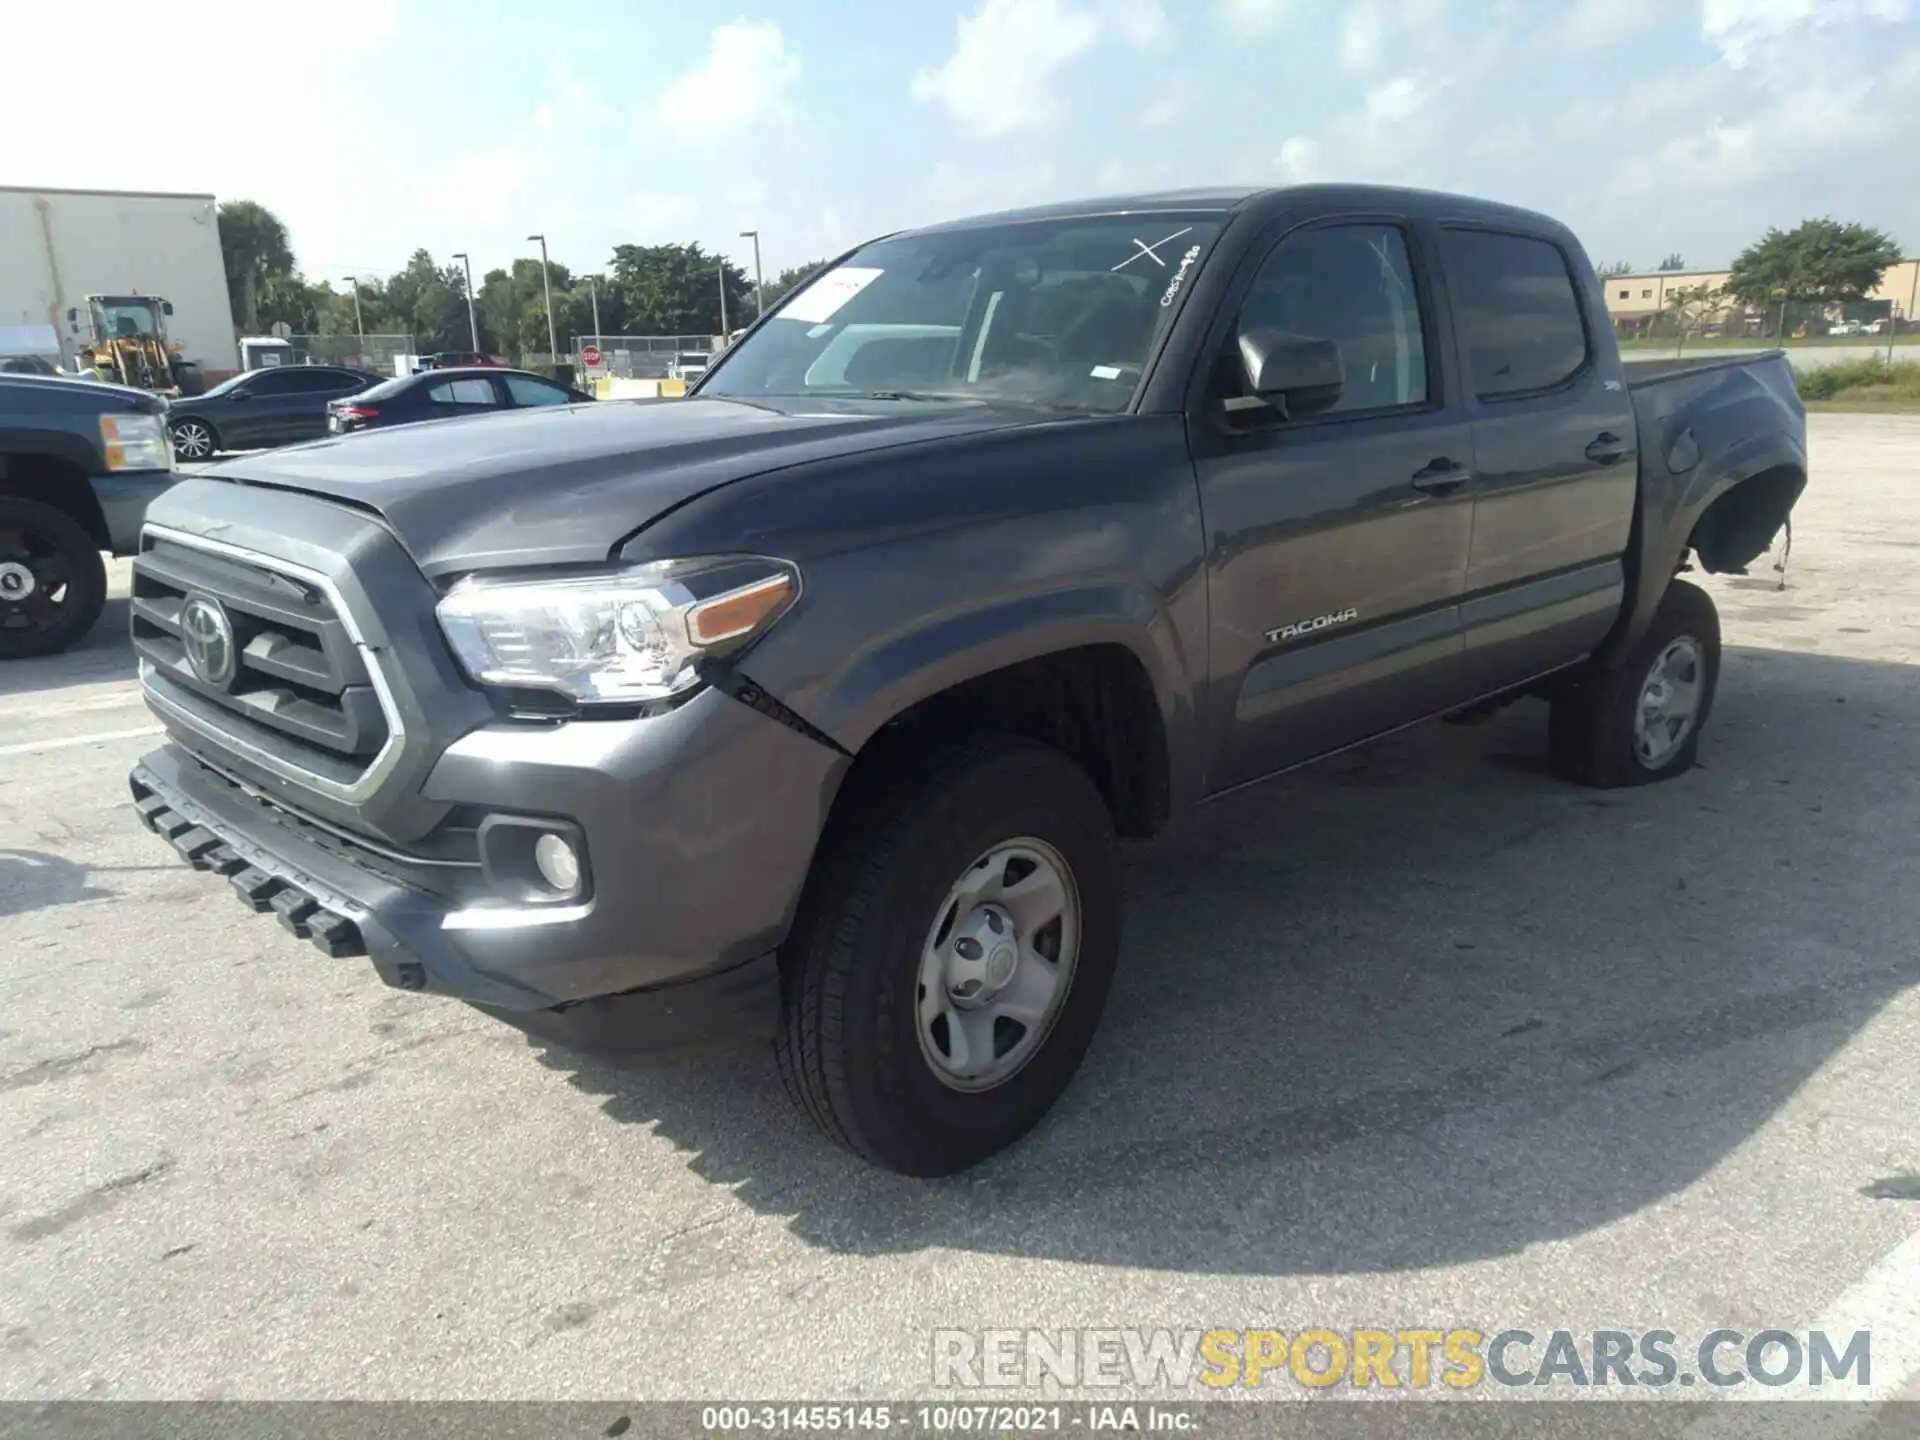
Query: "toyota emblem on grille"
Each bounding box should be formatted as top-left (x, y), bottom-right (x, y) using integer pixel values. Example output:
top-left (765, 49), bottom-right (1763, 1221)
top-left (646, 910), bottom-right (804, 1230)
top-left (180, 593), bottom-right (237, 688)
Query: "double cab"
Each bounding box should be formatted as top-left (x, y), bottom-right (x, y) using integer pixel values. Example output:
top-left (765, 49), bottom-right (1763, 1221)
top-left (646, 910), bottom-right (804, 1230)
top-left (128, 185), bottom-right (1805, 1174)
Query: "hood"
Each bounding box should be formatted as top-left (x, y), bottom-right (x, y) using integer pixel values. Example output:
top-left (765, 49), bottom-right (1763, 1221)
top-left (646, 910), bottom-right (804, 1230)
top-left (0, 372), bottom-right (167, 413)
top-left (198, 395), bottom-right (1044, 578)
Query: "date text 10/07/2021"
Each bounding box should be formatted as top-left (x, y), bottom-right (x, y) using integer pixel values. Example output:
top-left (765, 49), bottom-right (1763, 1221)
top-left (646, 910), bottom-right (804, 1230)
top-left (701, 1405), bottom-right (1199, 1433)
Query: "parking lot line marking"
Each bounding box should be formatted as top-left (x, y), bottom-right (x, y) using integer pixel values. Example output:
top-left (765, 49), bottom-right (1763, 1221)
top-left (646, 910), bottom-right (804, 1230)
top-left (0, 725), bottom-right (162, 757)
top-left (1683, 1223), bottom-right (1920, 1435)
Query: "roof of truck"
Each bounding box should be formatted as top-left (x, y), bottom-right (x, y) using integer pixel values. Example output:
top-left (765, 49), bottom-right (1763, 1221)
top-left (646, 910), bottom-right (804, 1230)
top-left (908, 183), bottom-right (1571, 241)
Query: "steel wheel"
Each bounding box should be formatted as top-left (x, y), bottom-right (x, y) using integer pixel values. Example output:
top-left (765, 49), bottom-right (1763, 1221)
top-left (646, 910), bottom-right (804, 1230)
top-left (916, 837), bottom-right (1081, 1092)
top-left (1634, 636), bottom-right (1704, 770)
top-left (171, 420), bottom-right (214, 460)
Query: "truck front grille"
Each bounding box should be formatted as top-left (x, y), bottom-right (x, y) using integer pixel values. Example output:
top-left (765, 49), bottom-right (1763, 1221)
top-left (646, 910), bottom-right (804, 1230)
top-left (132, 529), bottom-right (401, 798)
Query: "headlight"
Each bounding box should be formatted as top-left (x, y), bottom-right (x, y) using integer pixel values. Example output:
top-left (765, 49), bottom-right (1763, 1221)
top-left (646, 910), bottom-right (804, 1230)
top-left (100, 413), bottom-right (174, 472)
top-left (435, 557), bottom-right (800, 705)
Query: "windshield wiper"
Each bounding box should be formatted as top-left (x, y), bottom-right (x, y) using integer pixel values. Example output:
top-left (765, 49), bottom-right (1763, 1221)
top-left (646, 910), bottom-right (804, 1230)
top-left (841, 389), bottom-right (982, 404)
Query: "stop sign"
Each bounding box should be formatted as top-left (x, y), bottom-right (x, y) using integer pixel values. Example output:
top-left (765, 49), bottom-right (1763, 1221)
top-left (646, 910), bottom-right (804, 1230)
top-left (581, 344), bottom-right (602, 366)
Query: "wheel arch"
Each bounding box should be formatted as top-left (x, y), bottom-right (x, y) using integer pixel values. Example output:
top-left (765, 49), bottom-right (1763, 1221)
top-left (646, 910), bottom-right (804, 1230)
top-left (793, 584), bottom-right (1200, 838)
top-left (0, 450), bottom-right (110, 550)
top-left (1601, 429), bottom-right (1805, 671)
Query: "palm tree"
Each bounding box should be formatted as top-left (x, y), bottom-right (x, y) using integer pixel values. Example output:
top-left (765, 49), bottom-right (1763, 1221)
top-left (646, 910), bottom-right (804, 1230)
top-left (217, 200), bottom-right (295, 334)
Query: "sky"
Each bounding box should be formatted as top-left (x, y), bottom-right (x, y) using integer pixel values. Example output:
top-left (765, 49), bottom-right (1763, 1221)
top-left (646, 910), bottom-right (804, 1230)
top-left (7, 0), bottom-right (1918, 286)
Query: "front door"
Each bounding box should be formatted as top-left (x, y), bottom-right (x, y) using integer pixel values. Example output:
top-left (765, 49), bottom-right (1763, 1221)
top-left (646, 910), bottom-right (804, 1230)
top-left (1190, 217), bottom-right (1477, 792)
top-left (227, 368), bottom-right (300, 447)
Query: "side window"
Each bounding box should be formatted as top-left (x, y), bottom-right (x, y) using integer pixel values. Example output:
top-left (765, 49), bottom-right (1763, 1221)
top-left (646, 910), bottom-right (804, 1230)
top-left (503, 374), bottom-right (572, 406)
top-left (245, 369), bottom-right (300, 396)
top-left (427, 377), bottom-right (500, 407)
top-left (1233, 224), bottom-right (1429, 416)
top-left (1442, 229), bottom-right (1590, 398)
top-left (287, 369), bottom-right (349, 393)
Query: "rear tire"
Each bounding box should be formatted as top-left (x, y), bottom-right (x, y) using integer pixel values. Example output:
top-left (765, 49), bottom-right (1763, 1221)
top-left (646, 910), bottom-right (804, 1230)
top-left (1549, 578), bottom-right (1721, 788)
top-left (776, 732), bottom-right (1122, 1175)
top-left (0, 497), bottom-right (108, 660)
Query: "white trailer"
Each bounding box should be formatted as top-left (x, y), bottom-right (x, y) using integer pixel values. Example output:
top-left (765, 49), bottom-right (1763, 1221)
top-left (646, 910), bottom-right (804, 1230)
top-left (0, 185), bottom-right (237, 375)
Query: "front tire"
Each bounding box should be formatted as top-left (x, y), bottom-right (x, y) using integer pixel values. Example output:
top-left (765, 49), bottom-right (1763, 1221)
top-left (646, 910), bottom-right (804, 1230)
top-left (776, 733), bottom-right (1121, 1175)
top-left (1549, 578), bottom-right (1721, 787)
top-left (169, 417), bottom-right (217, 461)
top-left (0, 497), bottom-right (108, 660)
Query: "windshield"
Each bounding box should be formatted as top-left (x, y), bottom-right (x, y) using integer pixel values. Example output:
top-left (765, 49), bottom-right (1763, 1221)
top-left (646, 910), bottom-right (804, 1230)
top-left (91, 298), bottom-right (164, 340)
top-left (355, 373), bottom-right (418, 400)
top-left (701, 214), bottom-right (1223, 413)
top-left (200, 372), bottom-right (256, 398)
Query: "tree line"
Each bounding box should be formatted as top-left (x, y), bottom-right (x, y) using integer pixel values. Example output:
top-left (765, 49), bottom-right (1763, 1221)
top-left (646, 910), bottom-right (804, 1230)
top-left (1597, 218), bottom-right (1904, 334)
top-left (216, 200), bottom-right (832, 359)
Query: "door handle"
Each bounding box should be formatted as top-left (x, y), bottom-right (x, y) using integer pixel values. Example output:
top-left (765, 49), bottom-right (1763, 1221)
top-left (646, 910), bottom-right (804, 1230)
top-left (1585, 432), bottom-right (1626, 465)
top-left (1410, 457), bottom-right (1470, 495)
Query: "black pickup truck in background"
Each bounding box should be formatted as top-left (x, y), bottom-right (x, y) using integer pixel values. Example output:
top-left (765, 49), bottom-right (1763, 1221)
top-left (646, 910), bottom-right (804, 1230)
top-left (0, 373), bottom-right (177, 658)
top-left (127, 184), bottom-right (1804, 1174)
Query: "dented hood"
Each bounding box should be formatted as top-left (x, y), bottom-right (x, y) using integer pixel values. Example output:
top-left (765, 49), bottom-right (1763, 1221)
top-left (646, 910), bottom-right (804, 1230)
top-left (196, 395), bottom-right (1035, 579)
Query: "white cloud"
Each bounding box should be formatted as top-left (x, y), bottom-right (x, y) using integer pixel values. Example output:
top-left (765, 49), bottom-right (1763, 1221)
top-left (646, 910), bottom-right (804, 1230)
top-left (658, 20), bottom-right (802, 137)
top-left (1364, 75), bottom-right (1425, 124)
top-left (1336, 0), bottom-right (1447, 73)
top-left (1217, 0), bottom-right (1291, 35)
top-left (1701, 0), bottom-right (1910, 67)
top-left (1554, 0), bottom-right (1661, 50)
top-left (1339, 3), bottom-right (1388, 71)
top-left (1274, 137), bottom-right (1323, 183)
top-left (911, 0), bottom-right (1166, 136)
top-left (1113, 0), bottom-right (1173, 48)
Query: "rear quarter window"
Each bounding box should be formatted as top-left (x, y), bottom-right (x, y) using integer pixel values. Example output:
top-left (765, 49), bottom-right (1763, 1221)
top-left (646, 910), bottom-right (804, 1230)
top-left (1441, 230), bottom-right (1589, 399)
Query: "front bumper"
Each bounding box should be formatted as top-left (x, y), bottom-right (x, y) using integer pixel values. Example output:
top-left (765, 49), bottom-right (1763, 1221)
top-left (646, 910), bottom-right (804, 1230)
top-left (129, 684), bottom-right (848, 1024)
top-left (92, 469), bottom-right (178, 556)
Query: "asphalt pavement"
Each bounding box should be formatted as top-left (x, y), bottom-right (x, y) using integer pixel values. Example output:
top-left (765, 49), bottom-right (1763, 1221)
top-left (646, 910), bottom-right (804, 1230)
top-left (0, 416), bottom-right (1917, 1412)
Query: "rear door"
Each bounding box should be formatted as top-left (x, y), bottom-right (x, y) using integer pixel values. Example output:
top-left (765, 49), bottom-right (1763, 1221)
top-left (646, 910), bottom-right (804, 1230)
top-left (280, 369), bottom-right (367, 442)
top-left (1436, 226), bottom-right (1638, 693)
top-left (420, 374), bottom-right (507, 425)
top-left (1189, 214), bottom-right (1477, 792)
top-left (500, 372), bottom-right (577, 409)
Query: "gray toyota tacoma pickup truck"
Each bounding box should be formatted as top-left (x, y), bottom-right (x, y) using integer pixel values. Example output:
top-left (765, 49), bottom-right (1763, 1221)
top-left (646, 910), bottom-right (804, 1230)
top-left (128, 185), bottom-right (1805, 1174)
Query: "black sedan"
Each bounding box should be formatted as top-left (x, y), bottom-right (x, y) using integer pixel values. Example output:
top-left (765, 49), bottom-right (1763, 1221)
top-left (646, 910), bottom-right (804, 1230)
top-left (167, 364), bottom-right (375, 460)
top-left (327, 367), bottom-right (593, 435)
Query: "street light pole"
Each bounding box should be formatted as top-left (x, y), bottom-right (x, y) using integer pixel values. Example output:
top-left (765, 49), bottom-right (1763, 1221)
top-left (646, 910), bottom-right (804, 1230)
top-left (451, 251), bottom-right (480, 353)
top-left (739, 229), bottom-right (765, 319)
top-left (527, 233), bottom-right (558, 365)
top-left (587, 276), bottom-right (602, 350)
top-left (717, 261), bottom-right (729, 345)
top-left (344, 275), bottom-right (366, 358)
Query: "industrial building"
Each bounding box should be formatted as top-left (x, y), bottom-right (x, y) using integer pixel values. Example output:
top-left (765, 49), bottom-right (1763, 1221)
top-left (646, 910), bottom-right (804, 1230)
top-left (0, 184), bottom-right (237, 373)
top-left (1602, 258), bottom-right (1920, 337)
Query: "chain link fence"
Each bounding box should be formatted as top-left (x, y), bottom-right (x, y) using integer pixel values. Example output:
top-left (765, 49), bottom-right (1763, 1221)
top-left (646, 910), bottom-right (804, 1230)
top-left (284, 333), bottom-right (415, 375)
top-left (572, 334), bottom-right (720, 379)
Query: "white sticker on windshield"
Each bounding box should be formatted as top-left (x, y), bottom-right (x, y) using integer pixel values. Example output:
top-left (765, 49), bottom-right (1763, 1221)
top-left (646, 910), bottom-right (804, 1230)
top-left (781, 266), bottom-right (884, 324)
top-left (1090, 365), bottom-right (1123, 379)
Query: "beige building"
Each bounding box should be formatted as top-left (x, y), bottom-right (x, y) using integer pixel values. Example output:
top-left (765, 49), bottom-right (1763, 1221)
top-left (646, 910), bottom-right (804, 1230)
top-left (1600, 258), bottom-right (1920, 336)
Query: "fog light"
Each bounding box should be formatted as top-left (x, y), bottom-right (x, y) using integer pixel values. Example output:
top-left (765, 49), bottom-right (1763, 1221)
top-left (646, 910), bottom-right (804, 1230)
top-left (534, 832), bottom-right (582, 895)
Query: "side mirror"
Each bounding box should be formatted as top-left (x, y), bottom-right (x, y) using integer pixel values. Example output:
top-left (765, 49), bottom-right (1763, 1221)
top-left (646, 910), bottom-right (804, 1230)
top-left (162, 301), bottom-right (175, 315)
top-left (1236, 328), bottom-right (1344, 420)
top-left (66, 308), bottom-right (78, 324)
